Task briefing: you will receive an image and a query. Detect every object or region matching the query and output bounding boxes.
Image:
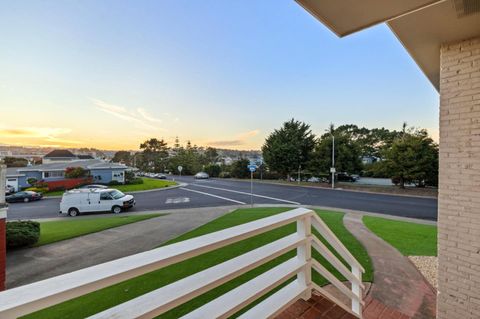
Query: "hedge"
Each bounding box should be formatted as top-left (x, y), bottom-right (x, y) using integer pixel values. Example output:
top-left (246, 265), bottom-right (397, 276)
top-left (6, 221), bottom-right (40, 249)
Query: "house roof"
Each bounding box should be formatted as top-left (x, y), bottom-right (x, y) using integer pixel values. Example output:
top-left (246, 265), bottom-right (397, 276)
top-left (77, 155), bottom-right (94, 159)
top-left (6, 160), bottom-right (128, 176)
top-left (44, 149), bottom-right (76, 158)
top-left (295, 0), bottom-right (480, 90)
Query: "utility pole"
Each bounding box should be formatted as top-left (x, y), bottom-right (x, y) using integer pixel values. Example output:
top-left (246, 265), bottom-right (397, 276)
top-left (331, 135), bottom-right (335, 189)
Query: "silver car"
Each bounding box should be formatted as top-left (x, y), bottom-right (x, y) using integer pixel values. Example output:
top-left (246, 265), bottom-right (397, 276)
top-left (194, 172), bottom-right (209, 179)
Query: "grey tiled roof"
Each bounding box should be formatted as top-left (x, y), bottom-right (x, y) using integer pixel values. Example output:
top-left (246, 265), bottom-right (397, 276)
top-left (6, 160), bottom-right (127, 176)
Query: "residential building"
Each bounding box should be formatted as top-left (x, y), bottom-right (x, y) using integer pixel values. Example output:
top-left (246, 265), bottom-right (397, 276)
top-left (5, 159), bottom-right (128, 191)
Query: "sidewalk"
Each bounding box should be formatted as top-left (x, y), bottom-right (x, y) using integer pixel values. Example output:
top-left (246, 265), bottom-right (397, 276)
top-left (343, 213), bottom-right (436, 319)
top-left (6, 206), bottom-right (234, 288)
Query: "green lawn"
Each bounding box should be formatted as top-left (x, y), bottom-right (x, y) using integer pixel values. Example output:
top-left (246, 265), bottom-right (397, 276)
top-left (23, 207), bottom-right (372, 319)
top-left (363, 216), bottom-right (437, 256)
top-left (35, 214), bottom-right (165, 246)
top-left (43, 178), bottom-right (177, 196)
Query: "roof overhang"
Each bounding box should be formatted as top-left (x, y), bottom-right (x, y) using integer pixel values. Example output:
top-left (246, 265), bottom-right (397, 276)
top-left (296, 0), bottom-right (480, 90)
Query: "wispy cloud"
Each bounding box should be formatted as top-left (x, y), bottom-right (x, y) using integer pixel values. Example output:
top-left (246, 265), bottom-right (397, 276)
top-left (0, 126), bottom-right (82, 145)
top-left (91, 99), bottom-right (168, 130)
top-left (207, 129), bottom-right (260, 147)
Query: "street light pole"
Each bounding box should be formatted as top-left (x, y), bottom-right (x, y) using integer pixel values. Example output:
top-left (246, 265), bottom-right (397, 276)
top-left (331, 135), bottom-right (335, 189)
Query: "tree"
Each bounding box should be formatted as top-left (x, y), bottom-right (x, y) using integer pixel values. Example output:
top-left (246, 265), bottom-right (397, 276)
top-left (262, 119), bottom-right (316, 178)
top-left (205, 147), bottom-right (219, 164)
top-left (139, 138), bottom-right (169, 172)
top-left (230, 158), bottom-right (250, 178)
top-left (112, 151), bottom-right (133, 166)
top-left (308, 128), bottom-right (362, 175)
top-left (3, 157), bottom-right (28, 167)
top-left (204, 164), bottom-right (222, 177)
top-left (167, 141), bottom-right (205, 175)
top-left (381, 127), bottom-right (438, 188)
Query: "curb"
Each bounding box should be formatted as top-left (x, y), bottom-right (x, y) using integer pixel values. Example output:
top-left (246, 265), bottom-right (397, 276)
top-left (225, 178), bottom-right (437, 199)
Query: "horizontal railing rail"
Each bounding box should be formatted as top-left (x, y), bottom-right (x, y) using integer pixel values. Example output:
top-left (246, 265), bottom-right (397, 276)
top-left (0, 207), bottom-right (365, 319)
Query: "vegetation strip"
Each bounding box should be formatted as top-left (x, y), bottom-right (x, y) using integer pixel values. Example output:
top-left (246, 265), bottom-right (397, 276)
top-left (22, 207), bottom-right (372, 319)
top-left (363, 216), bottom-right (437, 256)
top-left (43, 178), bottom-right (177, 197)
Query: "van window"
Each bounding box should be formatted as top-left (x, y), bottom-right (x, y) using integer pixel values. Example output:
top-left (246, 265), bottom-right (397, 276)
top-left (100, 192), bottom-right (112, 200)
top-left (109, 190), bottom-right (126, 199)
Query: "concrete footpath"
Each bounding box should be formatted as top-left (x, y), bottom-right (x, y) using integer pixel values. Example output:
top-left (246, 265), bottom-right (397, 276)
top-left (6, 206), bottom-right (235, 288)
top-left (344, 213), bottom-right (436, 319)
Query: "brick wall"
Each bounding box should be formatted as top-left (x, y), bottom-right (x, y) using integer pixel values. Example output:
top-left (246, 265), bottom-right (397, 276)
top-left (438, 37), bottom-right (480, 319)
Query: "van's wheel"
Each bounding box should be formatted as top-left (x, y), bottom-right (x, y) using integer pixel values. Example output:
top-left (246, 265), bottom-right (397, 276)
top-left (24, 198), bottom-right (30, 203)
top-left (112, 206), bottom-right (122, 214)
top-left (68, 208), bottom-right (79, 217)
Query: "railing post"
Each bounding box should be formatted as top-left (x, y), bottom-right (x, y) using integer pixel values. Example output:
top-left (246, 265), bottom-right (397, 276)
top-left (351, 265), bottom-right (362, 318)
top-left (296, 215), bottom-right (312, 300)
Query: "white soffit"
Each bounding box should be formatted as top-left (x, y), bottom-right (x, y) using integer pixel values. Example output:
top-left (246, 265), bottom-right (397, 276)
top-left (295, 0), bottom-right (445, 36)
top-left (388, 0), bottom-right (480, 90)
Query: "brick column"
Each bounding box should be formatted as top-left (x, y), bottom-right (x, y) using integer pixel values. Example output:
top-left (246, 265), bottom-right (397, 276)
top-left (0, 164), bottom-right (6, 291)
top-left (438, 37), bottom-right (480, 319)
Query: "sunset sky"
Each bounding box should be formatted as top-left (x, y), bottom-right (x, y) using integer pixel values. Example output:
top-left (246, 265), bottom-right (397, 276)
top-left (0, 0), bottom-right (439, 150)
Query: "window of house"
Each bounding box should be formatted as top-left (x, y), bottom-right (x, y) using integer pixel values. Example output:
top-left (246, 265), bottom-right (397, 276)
top-left (44, 171), bottom-right (65, 178)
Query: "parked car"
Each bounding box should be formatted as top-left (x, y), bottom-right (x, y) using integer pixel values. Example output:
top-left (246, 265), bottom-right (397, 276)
top-left (6, 191), bottom-right (43, 203)
top-left (5, 185), bottom-right (15, 195)
top-left (307, 177), bottom-right (320, 183)
top-left (59, 189), bottom-right (135, 217)
top-left (194, 172), bottom-right (209, 179)
top-left (336, 172), bottom-right (357, 182)
top-left (154, 173), bottom-right (167, 179)
top-left (79, 184), bottom-right (108, 189)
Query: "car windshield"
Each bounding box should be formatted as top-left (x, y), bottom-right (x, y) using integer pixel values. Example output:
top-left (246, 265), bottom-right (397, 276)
top-left (109, 190), bottom-right (125, 200)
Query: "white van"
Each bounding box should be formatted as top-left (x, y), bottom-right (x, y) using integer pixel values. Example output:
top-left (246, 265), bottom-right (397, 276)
top-left (59, 189), bottom-right (135, 217)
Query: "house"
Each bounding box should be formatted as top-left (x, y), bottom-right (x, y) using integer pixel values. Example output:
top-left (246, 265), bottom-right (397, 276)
top-left (5, 159), bottom-right (128, 191)
top-left (42, 149), bottom-right (96, 164)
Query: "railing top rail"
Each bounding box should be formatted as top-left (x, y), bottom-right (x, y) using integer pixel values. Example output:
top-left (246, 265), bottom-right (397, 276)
top-left (0, 207), bottom-right (313, 317)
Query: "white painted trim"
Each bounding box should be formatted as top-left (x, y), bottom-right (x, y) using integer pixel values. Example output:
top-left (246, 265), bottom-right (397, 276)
top-left (0, 208), bottom-right (7, 219)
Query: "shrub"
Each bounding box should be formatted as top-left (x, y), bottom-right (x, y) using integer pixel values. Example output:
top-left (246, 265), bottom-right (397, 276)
top-left (65, 167), bottom-right (87, 178)
top-left (48, 185), bottom-right (66, 192)
top-left (27, 178), bottom-right (38, 186)
top-left (204, 164), bottom-right (221, 177)
top-left (124, 171), bottom-right (136, 183)
top-left (219, 171), bottom-right (231, 178)
top-left (6, 221), bottom-right (40, 249)
top-left (109, 180), bottom-right (121, 186)
top-left (25, 187), bottom-right (48, 193)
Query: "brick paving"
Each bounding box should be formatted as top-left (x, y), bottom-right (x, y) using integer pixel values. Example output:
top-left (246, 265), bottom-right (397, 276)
top-left (276, 291), bottom-right (358, 319)
top-left (276, 290), bottom-right (412, 319)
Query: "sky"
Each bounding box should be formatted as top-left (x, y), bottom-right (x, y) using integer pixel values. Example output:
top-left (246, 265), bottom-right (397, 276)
top-left (0, 0), bottom-right (439, 151)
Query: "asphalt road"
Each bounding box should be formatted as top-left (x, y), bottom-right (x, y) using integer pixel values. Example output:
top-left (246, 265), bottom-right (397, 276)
top-left (6, 176), bottom-right (438, 221)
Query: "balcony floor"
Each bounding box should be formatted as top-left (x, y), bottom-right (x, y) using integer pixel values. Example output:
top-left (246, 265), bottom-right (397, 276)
top-left (276, 290), bottom-right (412, 319)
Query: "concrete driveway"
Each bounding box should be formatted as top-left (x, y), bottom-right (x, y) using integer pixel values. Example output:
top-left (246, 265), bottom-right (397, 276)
top-left (6, 206), bottom-right (236, 288)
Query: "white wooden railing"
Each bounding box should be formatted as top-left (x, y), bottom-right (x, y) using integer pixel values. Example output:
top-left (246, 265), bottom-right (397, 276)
top-left (0, 208), bottom-right (365, 319)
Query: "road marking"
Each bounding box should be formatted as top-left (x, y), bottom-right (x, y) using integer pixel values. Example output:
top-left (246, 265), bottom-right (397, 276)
top-left (165, 197), bottom-right (190, 204)
top-left (189, 184), bottom-right (301, 205)
top-left (181, 188), bottom-right (246, 205)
